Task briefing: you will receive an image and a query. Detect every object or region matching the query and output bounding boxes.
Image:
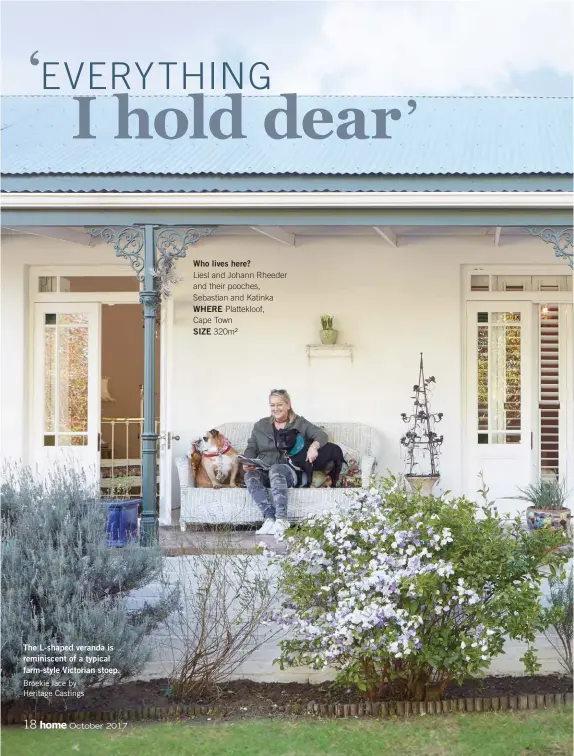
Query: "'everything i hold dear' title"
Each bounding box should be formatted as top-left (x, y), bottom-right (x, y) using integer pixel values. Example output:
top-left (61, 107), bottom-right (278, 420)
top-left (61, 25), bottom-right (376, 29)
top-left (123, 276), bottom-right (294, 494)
top-left (31, 55), bottom-right (418, 140)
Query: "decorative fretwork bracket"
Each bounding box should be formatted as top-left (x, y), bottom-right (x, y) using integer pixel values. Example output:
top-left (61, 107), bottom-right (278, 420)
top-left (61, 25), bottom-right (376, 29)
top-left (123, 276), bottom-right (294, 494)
top-left (89, 226), bottom-right (215, 296)
top-left (89, 226), bottom-right (146, 279)
top-left (154, 227), bottom-right (214, 299)
top-left (528, 227), bottom-right (573, 269)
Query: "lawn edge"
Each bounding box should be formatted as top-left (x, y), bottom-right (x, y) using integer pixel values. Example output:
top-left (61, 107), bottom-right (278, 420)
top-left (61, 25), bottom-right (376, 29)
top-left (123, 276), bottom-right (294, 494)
top-left (3, 693), bottom-right (572, 725)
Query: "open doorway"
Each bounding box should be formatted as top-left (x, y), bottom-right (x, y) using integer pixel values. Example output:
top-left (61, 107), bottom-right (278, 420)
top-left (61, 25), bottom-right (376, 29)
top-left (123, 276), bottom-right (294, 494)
top-left (99, 303), bottom-right (160, 501)
top-left (31, 270), bottom-right (166, 514)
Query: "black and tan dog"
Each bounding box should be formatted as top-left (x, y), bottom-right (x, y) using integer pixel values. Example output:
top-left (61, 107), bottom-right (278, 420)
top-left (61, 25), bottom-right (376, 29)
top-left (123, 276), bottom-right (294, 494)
top-left (276, 428), bottom-right (344, 488)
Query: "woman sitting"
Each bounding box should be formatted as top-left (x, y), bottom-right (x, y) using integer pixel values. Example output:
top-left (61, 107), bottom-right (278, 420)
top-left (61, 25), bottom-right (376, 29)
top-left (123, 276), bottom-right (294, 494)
top-left (242, 389), bottom-right (328, 538)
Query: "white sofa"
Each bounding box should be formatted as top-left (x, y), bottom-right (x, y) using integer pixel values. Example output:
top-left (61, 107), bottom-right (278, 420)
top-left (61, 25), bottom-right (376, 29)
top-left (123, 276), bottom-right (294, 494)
top-left (175, 422), bottom-right (381, 529)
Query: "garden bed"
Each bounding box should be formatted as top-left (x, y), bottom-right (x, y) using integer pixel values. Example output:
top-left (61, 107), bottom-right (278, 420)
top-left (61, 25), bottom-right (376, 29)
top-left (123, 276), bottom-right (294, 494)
top-left (3, 675), bottom-right (572, 721)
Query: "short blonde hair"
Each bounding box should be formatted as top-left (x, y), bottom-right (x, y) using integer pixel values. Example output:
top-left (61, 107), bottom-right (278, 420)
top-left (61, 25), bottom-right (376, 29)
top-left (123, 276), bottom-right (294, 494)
top-left (269, 389), bottom-right (297, 423)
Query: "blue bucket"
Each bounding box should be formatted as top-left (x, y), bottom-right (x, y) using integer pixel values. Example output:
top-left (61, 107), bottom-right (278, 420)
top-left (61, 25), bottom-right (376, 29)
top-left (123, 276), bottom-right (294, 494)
top-left (105, 499), bottom-right (140, 547)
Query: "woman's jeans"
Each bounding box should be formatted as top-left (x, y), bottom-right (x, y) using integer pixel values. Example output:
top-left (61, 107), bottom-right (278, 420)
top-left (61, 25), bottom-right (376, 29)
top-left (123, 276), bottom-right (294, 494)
top-left (244, 463), bottom-right (297, 520)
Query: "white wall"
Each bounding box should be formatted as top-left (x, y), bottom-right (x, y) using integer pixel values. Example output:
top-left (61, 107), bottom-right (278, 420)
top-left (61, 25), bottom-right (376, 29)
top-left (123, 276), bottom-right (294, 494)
top-left (1, 230), bottom-right (570, 510)
top-left (169, 233), bottom-right (567, 503)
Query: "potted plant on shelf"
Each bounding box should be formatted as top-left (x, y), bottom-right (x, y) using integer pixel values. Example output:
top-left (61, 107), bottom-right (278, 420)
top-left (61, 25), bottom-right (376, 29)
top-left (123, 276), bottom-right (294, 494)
top-left (511, 478), bottom-right (571, 533)
top-left (319, 314), bottom-right (338, 345)
top-left (400, 353), bottom-right (443, 495)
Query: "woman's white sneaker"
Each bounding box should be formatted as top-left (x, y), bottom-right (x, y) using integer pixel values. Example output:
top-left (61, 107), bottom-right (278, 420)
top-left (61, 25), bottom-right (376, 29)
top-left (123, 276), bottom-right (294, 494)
top-left (273, 518), bottom-right (291, 539)
top-left (256, 518), bottom-right (276, 535)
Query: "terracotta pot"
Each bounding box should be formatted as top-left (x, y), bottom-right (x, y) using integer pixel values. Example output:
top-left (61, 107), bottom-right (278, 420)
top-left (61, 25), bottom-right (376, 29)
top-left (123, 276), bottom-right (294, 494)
top-left (405, 475), bottom-right (439, 495)
top-left (525, 506), bottom-right (571, 532)
top-left (319, 329), bottom-right (338, 345)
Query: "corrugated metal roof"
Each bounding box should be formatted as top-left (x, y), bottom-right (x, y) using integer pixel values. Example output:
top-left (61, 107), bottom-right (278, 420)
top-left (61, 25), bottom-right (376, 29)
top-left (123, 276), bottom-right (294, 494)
top-left (1, 95), bottom-right (572, 176)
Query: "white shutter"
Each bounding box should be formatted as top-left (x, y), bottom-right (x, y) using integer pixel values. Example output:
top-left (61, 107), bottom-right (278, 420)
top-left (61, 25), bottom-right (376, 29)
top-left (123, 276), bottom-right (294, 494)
top-left (538, 305), bottom-right (560, 478)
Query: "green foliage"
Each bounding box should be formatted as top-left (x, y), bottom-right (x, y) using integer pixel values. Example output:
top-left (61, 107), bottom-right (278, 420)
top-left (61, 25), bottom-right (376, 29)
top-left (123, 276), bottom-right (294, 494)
top-left (540, 568), bottom-right (573, 675)
top-left (267, 475), bottom-right (571, 700)
top-left (1, 464), bottom-right (179, 702)
top-left (320, 314), bottom-right (334, 330)
top-left (512, 478), bottom-right (569, 511)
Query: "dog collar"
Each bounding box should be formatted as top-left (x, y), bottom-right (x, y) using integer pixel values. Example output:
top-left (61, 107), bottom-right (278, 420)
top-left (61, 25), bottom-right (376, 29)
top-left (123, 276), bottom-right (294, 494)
top-left (202, 437), bottom-right (231, 457)
top-left (289, 433), bottom-right (305, 456)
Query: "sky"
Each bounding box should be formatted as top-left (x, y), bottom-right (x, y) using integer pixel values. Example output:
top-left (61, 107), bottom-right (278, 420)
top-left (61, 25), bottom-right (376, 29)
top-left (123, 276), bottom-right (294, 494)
top-left (1, 0), bottom-right (573, 96)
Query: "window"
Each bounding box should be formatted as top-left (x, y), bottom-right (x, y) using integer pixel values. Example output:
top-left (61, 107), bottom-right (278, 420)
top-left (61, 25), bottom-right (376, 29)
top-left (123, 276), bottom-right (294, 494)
top-left (477, 311), bottom-right (522, 444)
top-left (43, 313), bottom-right (89, 447)
top-left (469, 274), bottom-right (571, 293)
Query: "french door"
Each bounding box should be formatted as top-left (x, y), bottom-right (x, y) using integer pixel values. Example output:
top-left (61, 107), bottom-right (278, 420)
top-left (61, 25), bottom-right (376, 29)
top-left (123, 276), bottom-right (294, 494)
top-left (466, 302), bottom-right (533, 511)
top-left (33, 302), bottom-right (101, 483)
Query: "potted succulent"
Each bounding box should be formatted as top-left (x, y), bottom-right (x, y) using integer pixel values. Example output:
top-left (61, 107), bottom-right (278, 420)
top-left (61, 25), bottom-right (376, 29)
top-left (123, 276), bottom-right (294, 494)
top-left (400, 354), bottom-right (443, 495)
top-left (512, 478), bottom-right (571, 533)
top-left (319, 314), bottom-right (338, 345)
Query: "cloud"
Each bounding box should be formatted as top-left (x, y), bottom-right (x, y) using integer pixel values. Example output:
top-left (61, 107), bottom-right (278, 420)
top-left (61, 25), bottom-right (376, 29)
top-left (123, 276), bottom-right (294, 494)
top-left (273, 1), bottom-right (574, 95)
top-left (1, 1), bottom-right (572, 95)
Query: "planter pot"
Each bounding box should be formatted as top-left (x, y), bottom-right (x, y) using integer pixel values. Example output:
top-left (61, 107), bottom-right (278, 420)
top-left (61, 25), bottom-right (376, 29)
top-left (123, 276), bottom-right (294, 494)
top-left (105, 498), bottom-right (141, 546)
top-left (525, 505), bottom-right (571, 532)
top-left (406, 475), bottom-right (439, 495)
top-left (319, 329), bottom-right (338, 345)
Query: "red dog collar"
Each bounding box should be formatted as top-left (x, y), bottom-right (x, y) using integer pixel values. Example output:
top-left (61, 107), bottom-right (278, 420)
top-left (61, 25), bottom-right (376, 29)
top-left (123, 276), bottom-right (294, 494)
top-left (201, 436), bottom-right (231, 457)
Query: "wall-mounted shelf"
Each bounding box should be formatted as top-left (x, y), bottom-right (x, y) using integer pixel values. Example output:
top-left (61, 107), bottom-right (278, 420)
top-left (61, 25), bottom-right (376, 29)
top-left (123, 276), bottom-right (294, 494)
top-left (306, 344), bottom-right (353, 363)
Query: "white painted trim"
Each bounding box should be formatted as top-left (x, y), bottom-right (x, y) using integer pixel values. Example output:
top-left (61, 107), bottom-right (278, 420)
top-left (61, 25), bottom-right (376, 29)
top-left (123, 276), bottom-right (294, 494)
top-left (462, 263), bottom-right (573, 297)
top-left (159, 297), bottom-right (174, 526)
top-left (466, 292), bottom-right (572, 303)
top-left (494, 227), bottom-right (502, 247)
top-left (250, 226), bottom-right (295, 246)
top-left (2, 191), bottom-right (573, 210)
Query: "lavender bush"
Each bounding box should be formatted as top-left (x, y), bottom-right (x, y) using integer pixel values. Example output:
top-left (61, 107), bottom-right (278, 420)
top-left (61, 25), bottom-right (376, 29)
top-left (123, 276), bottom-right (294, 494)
top-left (1, 464), bottom-right (179, 703)
top-left (265, 476), bottom-right (570, 701)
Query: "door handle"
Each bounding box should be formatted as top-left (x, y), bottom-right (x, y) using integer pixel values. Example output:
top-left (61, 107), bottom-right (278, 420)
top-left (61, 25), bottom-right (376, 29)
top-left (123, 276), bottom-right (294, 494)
top-left (165, 433), bottom-right (180, 450)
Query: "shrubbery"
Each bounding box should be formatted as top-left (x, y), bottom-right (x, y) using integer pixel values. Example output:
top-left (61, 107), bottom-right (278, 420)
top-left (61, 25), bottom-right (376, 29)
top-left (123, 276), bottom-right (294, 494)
top-left (1, 465), bottom-right (179, 703)
top-left (265, 476), bottom-right (570, 701)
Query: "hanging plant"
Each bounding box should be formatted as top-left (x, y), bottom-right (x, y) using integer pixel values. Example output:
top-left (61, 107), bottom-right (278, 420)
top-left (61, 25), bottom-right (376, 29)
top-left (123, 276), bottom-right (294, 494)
top-left (151, 256), bottom-right (183, 301)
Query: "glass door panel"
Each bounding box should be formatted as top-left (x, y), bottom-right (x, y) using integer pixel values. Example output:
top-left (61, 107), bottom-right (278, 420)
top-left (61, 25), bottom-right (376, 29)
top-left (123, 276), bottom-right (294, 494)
top-left (34, 303), bottom-right (101, 481)
top-left (466, 302), bottom-right (532, 512)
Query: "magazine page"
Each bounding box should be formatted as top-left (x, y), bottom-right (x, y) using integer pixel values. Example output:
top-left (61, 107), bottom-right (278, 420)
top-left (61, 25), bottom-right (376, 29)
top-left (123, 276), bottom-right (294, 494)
top-left (1, 0), bottom-right (573, 753)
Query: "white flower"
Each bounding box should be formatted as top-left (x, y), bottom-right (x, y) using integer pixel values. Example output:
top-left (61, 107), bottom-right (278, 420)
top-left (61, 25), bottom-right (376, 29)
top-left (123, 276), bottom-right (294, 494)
top-left (460, 641), bottom-right (466, 649)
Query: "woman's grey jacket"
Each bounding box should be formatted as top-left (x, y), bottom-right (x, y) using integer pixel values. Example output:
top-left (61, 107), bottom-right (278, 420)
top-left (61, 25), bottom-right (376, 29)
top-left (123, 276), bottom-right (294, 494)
top-left (243, 416), bottom-right (328, 467)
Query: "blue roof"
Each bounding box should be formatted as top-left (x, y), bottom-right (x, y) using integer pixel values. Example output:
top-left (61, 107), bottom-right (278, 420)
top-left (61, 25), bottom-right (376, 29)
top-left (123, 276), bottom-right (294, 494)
top-left (2, 95), bottom-right (572, 177)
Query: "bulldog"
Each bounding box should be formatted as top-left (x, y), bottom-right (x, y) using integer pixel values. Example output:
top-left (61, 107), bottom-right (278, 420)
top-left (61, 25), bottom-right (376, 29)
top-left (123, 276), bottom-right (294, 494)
top-left (191, 430), bottom-right (240, 488)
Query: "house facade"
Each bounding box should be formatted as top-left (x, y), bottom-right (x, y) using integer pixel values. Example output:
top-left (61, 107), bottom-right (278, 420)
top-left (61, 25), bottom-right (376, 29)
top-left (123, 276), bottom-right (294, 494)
top-left (1, 95), bottom-right (573, 532)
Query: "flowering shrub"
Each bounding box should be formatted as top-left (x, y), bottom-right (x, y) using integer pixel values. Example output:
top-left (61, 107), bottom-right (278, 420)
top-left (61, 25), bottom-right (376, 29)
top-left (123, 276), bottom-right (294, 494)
top-left (264, 476), bottom-right (570, 701)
